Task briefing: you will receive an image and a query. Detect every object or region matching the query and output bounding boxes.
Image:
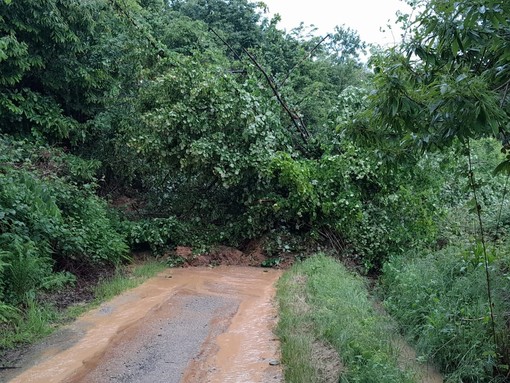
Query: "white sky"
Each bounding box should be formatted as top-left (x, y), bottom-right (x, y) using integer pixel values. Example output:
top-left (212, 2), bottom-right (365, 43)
top-left (261, 0), bottom-right (412, 47)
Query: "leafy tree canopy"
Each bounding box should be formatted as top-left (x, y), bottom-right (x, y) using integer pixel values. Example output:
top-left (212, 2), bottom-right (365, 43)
top-left (363, 0), bottom-right (510, 153)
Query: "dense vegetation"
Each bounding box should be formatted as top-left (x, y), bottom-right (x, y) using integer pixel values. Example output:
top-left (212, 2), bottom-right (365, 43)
top-left (1, 0), bottom-right (510, 381)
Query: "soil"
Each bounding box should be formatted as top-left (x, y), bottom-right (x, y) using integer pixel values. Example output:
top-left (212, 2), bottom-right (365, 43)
top-left (0, 267), bottom-right (283, 383)
top-left (173, 241), bottom-right (270, 268)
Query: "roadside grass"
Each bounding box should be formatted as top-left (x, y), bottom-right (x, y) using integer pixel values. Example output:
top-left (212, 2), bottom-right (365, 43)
top-left (0, 260), bottom-right (167, 355)
top-left (381, 244), bottom-right (510, 382)
top-left (0, 299), bottom-right (58, 353)
top-left (68, 260), bottom-right (168, 317)
top-left (277, 270), bottom-right (322, 383)
top-left (93, 273), bottom-right (140, 303)
top-left (277, 254), bottom-right (417, 383)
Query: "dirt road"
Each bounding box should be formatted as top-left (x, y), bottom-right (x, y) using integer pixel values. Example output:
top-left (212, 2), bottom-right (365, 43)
top-left (2, 267), bottom-right (283, 383)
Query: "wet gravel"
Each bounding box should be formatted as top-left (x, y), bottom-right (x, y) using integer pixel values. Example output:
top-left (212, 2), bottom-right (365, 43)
top-left (75, 293), bottom-right (239, 383)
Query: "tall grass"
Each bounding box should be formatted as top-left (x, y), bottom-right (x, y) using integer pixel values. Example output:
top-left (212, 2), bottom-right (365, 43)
top-left (277, 254), bottom-right (417, 383)
top-left (381, 245), bottom-right (510, 382)
top-left (0, 299), bottom-right (57, 351)
top-left (91, 261), bottom-right (167, 304)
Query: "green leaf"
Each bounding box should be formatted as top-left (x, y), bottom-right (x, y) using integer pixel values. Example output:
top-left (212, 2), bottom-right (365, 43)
top-left (493, 160), bottom-right (510, 175)
top-left (452, 38), bottom-right (460, 56)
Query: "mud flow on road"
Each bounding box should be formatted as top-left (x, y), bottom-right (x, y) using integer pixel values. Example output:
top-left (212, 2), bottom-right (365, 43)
top-left (2, 267), bottom-right (283, 383)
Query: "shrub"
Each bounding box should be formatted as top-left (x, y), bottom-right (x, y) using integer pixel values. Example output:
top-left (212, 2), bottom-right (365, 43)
top-left (124, 217), bottom-right (185, 255)
top-left (265, 146), bottom-right (440, 270)
top-left (0, 137), bottom-right (130, 311)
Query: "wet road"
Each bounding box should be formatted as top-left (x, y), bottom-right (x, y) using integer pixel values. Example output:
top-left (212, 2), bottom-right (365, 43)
top-left (2, 267), bottom-right (282, 383)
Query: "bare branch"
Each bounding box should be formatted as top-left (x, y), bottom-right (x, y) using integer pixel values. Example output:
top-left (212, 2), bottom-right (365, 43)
top-left (209, 28), bottom-right (310, 143)
top-left (208, 27), bottom-right (243, 62)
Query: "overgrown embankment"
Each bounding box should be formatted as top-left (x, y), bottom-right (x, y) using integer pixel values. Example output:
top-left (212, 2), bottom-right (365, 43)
top-left (277, 254), bottom-right (423, 383)
top-left (381, 245), bottom-right (510, 382)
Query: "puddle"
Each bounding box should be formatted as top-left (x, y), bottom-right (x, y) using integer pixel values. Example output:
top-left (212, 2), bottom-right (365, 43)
top-left (4, 267), bottom-right (282, 383)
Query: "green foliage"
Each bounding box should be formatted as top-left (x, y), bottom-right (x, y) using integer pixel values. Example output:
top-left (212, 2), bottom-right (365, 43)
top-left (260, 257), bottom-right (281, 268)
top-left (7, 3), bottom-right (508, 377)
top-left (54, 186), bottom-right (130, 265)
top-left (169, 0), bottom-right (264, 51)
top-left (133, 54), bottom-right (288, 187)
top-left (264, 144), bottom-right (440, 269)
top-left (364, 0), bottom-right (510, 152)
top-left (0, 136), bottom-right (129, 314)
top-left (0, 164), bottom-right (129, 269)
top-left (130, 260), bottom-right (167, 278)
top-left (93, 271), bottom-right (139, 302)
top-left (0, 303), bottom-right (19, 324)
top-left (0, 299), bottom-right (58, 350)
top-left (381, 245), bottom-right (510, 382)
top-left (1, 236), bottom-right (53, 304)
top-left (125, 217), bottom-right (185, 255)
top-left (255, 23), bottom-right (367, 134)
top-left (93, 261), bottom-right (167, 302)
top-left (1, 0), bottom-right (377, 269)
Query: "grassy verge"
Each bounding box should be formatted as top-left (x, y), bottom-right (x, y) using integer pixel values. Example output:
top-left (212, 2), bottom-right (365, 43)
top-left (0, 300), bottom-right (59, 353)
top-left (0, 260), bottom-right (167, 356)
top-left (277, 254), bottom-right (417, 383)
top-left (92, 261), bottom-right (167, 303)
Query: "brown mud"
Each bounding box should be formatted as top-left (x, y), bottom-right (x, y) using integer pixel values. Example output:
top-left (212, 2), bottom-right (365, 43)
top-left (2, 267), bottom-right (282, 383)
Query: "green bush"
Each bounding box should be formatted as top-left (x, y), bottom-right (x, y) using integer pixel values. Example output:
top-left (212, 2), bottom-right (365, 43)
top-left (124, 217), bottom-right (186, 255)
top-left (265, 146), bottom-right (440, 269)
top-left (53, 187), bottom-right (130, 265)
top-left (0, 236), bottom-right (53, 303)
top-left (0, 166), bottom-right (129, 268)
top-left (0, 137), bottom-right (130, 315)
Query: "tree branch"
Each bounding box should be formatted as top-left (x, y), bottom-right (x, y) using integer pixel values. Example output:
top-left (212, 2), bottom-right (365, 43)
top-left (209, 28), bottom-right (310, 143)
top-left (208, 27), bottom-right (244, 62)
top-left (280, 34), bottom-right (330, 88)
top-left (241, 47), bottom-right (310, 142)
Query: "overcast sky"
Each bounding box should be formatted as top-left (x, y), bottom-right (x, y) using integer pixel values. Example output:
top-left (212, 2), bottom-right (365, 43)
top-left (260, 0), bottom-right (412, 47)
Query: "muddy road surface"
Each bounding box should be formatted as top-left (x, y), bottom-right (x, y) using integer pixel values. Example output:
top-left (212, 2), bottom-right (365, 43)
top-left (2, 267), bottom-right (283, 383)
